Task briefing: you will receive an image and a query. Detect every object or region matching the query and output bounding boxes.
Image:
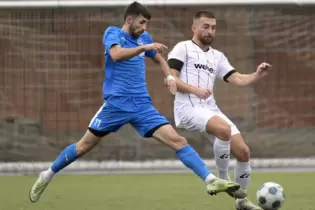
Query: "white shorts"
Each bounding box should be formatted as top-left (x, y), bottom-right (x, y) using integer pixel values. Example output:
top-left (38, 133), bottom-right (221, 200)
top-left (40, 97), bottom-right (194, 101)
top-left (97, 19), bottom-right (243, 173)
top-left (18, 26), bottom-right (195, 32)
top-left (174, 102), bottom-right (240, 136)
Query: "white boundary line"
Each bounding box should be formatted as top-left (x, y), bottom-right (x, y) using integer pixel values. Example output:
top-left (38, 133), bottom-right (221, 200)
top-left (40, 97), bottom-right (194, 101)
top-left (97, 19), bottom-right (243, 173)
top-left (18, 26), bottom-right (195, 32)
top-left (1, 158), bottom-right (315, 175)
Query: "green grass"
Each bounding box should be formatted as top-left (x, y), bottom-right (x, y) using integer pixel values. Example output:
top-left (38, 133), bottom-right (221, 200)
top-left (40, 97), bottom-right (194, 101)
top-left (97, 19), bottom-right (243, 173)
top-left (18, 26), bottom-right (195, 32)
top-left (2, 172), bottom-right (314, 210)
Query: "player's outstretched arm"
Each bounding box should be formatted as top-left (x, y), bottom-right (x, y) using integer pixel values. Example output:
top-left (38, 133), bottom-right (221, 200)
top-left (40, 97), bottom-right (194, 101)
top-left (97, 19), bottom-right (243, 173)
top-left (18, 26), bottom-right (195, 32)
top-left (217, 53), bottom-right (272, 87)
top-left (226, 62), bottom-right (272, 87)
top-left (109, 42), bottom-right (168, 62)
top-left (103, 27), bottom-right (166, 62)
top-left (109, 45), bottom-right (146, 62)
top-left (103, 27), bottom-right (148, 62)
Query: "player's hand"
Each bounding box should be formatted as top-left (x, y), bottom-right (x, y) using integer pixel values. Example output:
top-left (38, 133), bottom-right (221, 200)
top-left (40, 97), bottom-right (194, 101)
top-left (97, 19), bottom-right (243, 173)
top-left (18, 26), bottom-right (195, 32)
top-left (194, 88), bottom-right (212, 99)
top-left (144, 43), bottom-right (168, 54)
top-left (165, 75), bottom-right (177, 95)
top-left (256, 62), bottom-right (272, 77)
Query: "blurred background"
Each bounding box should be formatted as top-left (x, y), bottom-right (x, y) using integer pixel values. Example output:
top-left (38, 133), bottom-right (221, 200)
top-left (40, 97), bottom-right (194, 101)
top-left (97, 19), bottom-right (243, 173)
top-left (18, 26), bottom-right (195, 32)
top-left (0, 1), bottom-right (314, 173)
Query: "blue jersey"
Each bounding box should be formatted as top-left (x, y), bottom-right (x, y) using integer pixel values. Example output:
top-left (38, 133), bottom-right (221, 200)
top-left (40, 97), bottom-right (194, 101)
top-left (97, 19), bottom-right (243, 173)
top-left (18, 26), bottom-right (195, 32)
top-left (88, 26), bottom-right (168, 138)
top-left (102, 26), bottom-right (157, 99)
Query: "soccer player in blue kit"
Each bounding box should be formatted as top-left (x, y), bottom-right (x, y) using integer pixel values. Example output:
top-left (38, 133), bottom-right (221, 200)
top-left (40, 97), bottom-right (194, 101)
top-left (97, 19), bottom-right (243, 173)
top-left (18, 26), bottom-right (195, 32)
top-left (29, 1), bottom-right (245, 203)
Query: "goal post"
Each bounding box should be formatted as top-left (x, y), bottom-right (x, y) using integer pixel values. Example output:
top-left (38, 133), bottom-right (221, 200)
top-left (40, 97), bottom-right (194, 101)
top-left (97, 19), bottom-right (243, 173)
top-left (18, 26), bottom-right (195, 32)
top-left (0, 0), bottom-right (315, 175)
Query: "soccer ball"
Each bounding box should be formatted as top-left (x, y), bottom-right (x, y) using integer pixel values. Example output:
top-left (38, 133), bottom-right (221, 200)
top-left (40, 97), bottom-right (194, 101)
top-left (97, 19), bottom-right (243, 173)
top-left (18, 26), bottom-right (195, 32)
top-left (256, 182), bottom-right (285, 210)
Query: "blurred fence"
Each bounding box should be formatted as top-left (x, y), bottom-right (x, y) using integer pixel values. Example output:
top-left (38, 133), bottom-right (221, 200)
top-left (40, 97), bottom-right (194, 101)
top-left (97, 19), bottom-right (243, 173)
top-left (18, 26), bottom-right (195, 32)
top-left (0, 1), bottom-right (315, 173)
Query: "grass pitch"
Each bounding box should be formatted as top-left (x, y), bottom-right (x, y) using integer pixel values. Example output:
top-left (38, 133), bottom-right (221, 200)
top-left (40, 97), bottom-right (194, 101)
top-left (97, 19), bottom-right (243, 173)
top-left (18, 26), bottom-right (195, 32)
top-left (1, 172), bottom-right (314, 210)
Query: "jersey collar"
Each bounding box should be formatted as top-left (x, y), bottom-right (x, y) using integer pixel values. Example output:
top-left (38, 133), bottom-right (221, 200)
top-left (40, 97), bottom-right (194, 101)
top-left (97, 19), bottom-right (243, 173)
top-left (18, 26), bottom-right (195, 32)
top-left (191, 40), bottom-right (210, 52)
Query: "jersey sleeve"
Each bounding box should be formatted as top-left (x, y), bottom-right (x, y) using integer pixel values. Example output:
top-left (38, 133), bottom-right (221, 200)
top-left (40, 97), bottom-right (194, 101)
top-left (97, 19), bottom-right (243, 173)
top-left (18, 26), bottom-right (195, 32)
top-left (144, 32), bottom-right (157, 59)
top-left (167, 42), bottom-right (186, 63)
top-left (102, 27), bottom-right (122, 56)
top-left (216, 53), bottom-right (236, 82)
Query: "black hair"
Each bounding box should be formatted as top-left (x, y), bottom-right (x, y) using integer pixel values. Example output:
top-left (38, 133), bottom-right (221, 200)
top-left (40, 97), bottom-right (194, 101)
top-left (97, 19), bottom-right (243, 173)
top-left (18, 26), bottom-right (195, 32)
top-left (123, 1), bottom-right (151, 20)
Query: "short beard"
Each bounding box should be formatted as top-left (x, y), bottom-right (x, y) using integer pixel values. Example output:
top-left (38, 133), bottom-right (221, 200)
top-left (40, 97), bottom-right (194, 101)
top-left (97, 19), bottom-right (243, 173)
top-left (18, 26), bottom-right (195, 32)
top-left (129, 24), bottom-right (142, 38)
top-left (199, 35), bottom-right (213, 46)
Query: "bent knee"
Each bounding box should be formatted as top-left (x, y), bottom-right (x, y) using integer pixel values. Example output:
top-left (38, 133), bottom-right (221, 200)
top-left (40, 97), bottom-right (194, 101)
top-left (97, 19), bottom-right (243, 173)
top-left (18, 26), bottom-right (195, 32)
top-left (168, 134), bottom-right (187, 149)
top-left (236, 145), bottom-right (250, 162)
top-left (215, 125), bottom-right (231, 141)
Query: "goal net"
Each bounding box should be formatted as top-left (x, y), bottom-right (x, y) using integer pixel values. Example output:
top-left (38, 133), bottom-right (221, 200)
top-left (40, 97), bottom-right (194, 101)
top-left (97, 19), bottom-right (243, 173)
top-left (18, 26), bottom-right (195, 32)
top-left (0, 2), bottom-right (314, 174)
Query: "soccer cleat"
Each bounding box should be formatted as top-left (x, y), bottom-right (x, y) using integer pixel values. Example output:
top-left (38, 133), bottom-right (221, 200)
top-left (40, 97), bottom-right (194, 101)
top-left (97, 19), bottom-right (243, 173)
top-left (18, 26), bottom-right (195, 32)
top-left (236, 197), bottom-right (263, 210)
top-left (29, 172), bottom-right (50, 203)
top-left (206, 178), bottom-right (245, 198)
top-left (226, 188), bottom-right (248, 199)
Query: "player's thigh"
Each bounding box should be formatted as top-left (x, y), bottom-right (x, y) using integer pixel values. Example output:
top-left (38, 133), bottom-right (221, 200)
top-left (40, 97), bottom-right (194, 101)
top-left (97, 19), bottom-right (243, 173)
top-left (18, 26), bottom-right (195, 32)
top-left (176, 105), bottom-right (213, 132)
top-left (131, 105), bottom-right (187, 150)
top-left (230, 134), bottom-right (250, 162)
top-left (152, 124), bottom-right (187, 150)
top-left (176, 105), bottom-right (230, 140)
top-left (88, 101), bottom-right (129, 136)
top-left (131, 105), bottom-right (169, 138)
top-left (216, 113), bottom-right (240, 137)
top-left (204, 112), bottom-right (239, 143)
top-left (205, 112), bottom-right (231, 141)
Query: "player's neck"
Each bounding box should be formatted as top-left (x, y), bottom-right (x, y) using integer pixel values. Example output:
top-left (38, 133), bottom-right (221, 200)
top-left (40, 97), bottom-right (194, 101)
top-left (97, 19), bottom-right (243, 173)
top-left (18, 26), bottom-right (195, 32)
top-left (122, 25), bottom-right (132, 35)
top-left (191, 37), bottom-right (210, 52)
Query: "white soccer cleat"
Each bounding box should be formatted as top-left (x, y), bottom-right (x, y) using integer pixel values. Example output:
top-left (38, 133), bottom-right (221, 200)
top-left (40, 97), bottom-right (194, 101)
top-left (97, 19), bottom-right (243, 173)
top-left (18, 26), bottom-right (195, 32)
top-left (29, 172), bottom-right (50, 203)
top-left (236, 197), bottom-right (263, 210)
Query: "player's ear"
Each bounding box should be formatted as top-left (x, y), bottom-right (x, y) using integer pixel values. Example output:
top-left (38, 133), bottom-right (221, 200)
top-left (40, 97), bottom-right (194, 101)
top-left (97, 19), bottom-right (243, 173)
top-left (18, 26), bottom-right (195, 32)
top-left (126, 16), bottom-right (133, 24)
top-left (191, 24), bottom-right (196, 33)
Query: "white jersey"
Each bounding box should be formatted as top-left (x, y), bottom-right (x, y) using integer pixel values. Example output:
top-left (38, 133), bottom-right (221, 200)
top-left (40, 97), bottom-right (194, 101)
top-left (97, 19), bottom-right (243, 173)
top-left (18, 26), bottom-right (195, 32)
top-left (167, 40), bottom-right (235, 108)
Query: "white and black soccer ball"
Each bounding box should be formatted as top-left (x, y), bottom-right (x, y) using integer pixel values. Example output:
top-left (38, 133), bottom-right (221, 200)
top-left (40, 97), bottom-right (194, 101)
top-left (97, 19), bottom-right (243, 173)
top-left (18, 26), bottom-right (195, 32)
top-left (256, 182), bottom-right (285, 210)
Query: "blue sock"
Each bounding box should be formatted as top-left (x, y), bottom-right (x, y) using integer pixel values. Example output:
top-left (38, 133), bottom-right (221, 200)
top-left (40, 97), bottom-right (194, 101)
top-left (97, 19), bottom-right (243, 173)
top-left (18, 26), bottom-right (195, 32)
top-left (176, 145), bottom-right (211, 181)
top-left (51, 143), bottom-right (79, 173)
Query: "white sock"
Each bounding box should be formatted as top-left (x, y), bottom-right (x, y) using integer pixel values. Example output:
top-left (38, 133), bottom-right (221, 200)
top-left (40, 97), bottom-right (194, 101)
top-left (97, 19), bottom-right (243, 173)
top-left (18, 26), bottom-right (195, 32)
top-left (234, 161), bottom-right (251, 191)
top-left (213, 138), bottom-right (231, 181)
top-left (41, 167), bottom-right (55, 182)
top-left (205, 173), bottom-right (217, 184)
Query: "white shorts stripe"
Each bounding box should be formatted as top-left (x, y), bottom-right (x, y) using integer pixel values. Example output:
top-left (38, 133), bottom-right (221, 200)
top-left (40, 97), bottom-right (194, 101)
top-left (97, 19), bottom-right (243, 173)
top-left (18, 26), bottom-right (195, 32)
top-left (89, 100), bottom-right (107, 128)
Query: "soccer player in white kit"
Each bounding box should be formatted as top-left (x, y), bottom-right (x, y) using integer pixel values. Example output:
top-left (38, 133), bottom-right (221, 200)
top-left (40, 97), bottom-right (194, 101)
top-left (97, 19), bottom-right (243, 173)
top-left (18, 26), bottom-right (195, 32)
top-left (167, 11), bottom-right (272, 210)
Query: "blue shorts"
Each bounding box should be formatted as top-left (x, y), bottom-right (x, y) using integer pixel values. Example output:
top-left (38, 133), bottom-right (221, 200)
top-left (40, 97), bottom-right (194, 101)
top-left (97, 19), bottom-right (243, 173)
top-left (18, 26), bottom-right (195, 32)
top-left (88, 96), bottom-right (169, 138)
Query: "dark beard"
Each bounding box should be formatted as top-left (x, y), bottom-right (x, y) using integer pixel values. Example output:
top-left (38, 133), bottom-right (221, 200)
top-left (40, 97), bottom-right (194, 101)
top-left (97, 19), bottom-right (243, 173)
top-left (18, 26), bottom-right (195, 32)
top-left (200, 36), bottom-right (213, 45)
top-left (129, 25), bottom-right (143, 38)
top-left (200, 38), bottom-right (212, 45)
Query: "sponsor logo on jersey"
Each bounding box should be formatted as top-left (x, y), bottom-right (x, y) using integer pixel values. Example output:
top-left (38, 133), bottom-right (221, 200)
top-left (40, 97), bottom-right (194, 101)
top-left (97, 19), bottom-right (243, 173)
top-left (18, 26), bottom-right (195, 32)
top-left (194, 63), bottom-right (215, 73)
